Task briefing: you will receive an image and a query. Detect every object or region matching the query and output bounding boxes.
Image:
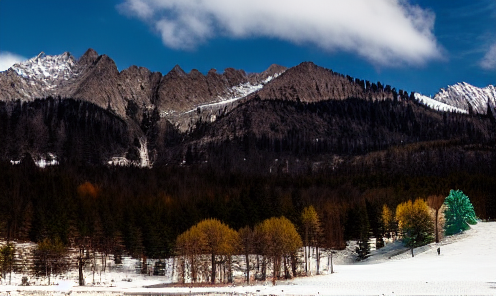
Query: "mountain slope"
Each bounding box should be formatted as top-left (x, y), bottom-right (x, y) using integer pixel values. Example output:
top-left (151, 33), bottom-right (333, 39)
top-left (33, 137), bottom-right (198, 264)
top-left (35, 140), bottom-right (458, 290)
top-left (252, 62), bottom-right (394, 102)
top-left (0, 49), bottom-right (494, 171)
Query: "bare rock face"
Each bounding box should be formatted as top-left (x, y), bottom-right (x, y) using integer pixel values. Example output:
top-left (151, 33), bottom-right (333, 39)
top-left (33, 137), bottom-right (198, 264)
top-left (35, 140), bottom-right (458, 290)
top-left (248, 64), bottom-right (287, 85)
top-left (78, 48), bottom-right (99, 67)
top-left (253, 62), bottom-right (393, 102)
top-left (155, 65), bottom-right (250, 114)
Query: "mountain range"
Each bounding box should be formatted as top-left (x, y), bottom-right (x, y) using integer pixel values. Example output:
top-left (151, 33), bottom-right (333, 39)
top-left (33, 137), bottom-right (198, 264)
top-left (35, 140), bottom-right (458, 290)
top-left (0, 49), bottom-right (494, 174)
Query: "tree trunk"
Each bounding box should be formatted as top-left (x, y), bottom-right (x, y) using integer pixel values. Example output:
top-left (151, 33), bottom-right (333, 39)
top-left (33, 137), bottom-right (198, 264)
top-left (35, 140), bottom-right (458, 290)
top-left (272, 257), bottom-right (277, 286)
top-left (78, 258), bottom-right (84, 286)
top-left (211, 253), bottom-right (216, 284)
top-left (180, 257), bottom-right (185, 283)
top-left (245, 253), bottom-right (250, 284)
top-left (308, 246), bottom-right (311, 275)
top-left (262, 255), bottom-right (266, 281)
top-left (316, 246), bottom-right (320, 275)
top-left (191, 255), bottom-right (196, 283)
top-left (284, 256), bottom-right (290, 279)
top-left (290, 253), bottom-right (297, 278)
top-left (435, 209), bottom-right (439, 243)
top-left (304, 244), bottom-right (308, 275)
top-left (330, 251), bottom-right (334, 274)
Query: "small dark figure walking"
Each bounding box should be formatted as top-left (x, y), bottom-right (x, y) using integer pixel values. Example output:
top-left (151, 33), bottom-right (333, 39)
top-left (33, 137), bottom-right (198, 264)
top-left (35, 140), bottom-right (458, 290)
top-left (437, 247), bottom-right (440, 255)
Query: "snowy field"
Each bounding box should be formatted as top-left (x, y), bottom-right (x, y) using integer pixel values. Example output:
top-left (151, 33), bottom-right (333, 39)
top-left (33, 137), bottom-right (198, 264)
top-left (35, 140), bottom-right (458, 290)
top-left (1, 221), bottom-right (494, 295)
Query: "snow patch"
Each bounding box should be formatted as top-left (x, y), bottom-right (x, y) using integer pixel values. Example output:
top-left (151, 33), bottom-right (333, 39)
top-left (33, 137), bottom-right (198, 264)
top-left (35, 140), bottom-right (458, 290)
top-left (181, 72), bottom-right (283, 116)
top-left (414, 93), bottom-right (468, 113)
top-left (0, 222), bottom-right (494, 295)
top-left (108, 138), bottom-right (151, 168)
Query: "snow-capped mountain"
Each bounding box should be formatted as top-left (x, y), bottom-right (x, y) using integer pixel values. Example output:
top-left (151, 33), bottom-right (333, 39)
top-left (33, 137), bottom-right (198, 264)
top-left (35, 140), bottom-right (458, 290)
top-left (12, 51), bottom-right (79, 86)
top-left (0, 51), bottom-right (88, 102)
top-left (415, 82), bottom-right (495, 115)
top-left (432, 82), bottom-right (495, 114)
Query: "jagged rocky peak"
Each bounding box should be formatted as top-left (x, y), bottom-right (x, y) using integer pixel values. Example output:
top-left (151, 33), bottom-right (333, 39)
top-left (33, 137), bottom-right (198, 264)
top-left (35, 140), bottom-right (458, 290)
top-left (248, 64), bottom-right (287, 84)
top-left (168, 64), bottom-right (187, 77)
top-left (433, 82), bottom-right (496, 114)
top-left (78, 48), bottom-right (99, 66)
top-left (223, 67), bottom-right (247, 86)
top-left (11, 51), bottom-right (78, 80)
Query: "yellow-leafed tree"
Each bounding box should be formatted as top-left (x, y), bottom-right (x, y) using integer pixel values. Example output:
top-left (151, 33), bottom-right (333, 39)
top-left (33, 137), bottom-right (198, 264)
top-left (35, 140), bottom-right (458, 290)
top-left (176, 218), bottom-right (238, 283)
top-left (395, 199), bottom-right (434, 257)
top-left (255, 216), bottom-right (302, 285)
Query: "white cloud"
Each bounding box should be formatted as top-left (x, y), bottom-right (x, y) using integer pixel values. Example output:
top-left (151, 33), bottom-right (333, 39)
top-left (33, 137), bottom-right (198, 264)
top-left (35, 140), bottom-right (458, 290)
top-left (117, 0), bottom-right (442, 67)
top-left (0, 52), bottom-right (26, 71)
top-left (480, 42), bottom-right (496, 70)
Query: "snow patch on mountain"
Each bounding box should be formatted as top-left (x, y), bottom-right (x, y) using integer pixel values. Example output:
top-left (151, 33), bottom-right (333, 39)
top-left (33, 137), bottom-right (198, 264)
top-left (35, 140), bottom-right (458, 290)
top-left (433, 82), bottom-right (496, 114)
top-left (182, 73), bottom-right (283, 115)
top-left (11, 51), bottom-right (79, 91)
top-left (414, 93), bottom-right (467, 114)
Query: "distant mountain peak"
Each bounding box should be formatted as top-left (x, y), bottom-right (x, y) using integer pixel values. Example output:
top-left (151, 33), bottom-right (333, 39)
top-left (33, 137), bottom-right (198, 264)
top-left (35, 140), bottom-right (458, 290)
top-left (11, 51), bottom-right (78, 81)
top-left (79, 48), bottom-right (99, 66)
top-left (36, 51), bottom-right (46, 59)
top-left (169, 64), bottom-right (187, 77)
top-left (433, 82), bottom-right (496, 114)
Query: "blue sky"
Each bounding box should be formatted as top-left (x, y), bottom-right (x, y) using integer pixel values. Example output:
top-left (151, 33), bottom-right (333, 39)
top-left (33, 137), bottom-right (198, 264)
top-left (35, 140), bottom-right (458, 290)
top-left (0, 0), bottom-right (494, 96)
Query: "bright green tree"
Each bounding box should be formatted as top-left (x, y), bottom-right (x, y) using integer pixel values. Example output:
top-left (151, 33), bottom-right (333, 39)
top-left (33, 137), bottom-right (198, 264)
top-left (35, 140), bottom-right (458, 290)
top-left (444, 190), bottom-right (477, 236)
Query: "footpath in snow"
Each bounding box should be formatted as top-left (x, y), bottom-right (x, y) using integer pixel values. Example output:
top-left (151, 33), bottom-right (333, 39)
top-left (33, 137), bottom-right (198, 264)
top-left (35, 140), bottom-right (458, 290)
top-left (0, 222), bottom-right (494, 295)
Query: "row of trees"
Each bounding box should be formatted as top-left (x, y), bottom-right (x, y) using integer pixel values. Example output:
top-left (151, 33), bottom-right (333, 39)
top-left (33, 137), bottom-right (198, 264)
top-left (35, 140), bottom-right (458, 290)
top-left (0, 159), bottom-right (488, 285)
top-left (176, 217), bottom-right (302, 285)
top-left (385, 190), bottom-right (477, 257)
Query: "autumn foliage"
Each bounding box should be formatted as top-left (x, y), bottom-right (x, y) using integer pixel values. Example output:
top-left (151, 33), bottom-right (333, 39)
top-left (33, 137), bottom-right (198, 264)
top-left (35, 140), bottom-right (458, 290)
top-left (395, 199), bottom-right (434, 254)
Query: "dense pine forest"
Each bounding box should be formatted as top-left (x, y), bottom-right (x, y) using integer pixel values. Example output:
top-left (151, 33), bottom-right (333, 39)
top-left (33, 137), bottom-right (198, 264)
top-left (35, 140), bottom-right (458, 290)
top-left (0, 159), bottom-right (494, 262)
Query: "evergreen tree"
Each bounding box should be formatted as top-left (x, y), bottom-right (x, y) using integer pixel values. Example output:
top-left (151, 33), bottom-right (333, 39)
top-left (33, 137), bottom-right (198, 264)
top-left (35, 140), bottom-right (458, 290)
top-left (444, 190), bottom-right (477, 236)
top-left (0, 242), bottom-right (15, 285)
top-left (32, 238), bottom-right (68, 285)
top-left (355, 204), bottom-right (370, 260)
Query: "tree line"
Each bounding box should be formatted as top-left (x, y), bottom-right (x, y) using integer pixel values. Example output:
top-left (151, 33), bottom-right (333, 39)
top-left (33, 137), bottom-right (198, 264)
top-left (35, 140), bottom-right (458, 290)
top-left (0, 159), bottom-right (492, 284)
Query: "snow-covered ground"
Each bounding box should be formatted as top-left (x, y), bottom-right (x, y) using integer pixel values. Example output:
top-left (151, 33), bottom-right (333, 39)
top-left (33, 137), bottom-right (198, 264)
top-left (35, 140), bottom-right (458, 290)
top-left (1, 222), bottom-right (494, 295)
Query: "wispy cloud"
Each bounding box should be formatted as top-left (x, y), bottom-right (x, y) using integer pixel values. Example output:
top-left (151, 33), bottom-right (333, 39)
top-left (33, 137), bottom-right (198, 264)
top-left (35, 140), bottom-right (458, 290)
top-left (117, 0), bottom-right (442, 67)
top-left (480, 42), bottom-right (496, 70)
top-left (0, 52), bottom-right (26, 71)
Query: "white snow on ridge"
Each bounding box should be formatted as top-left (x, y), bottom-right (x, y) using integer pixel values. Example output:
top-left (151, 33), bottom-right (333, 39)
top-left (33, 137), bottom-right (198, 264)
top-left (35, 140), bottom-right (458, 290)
top-left (434, 82), bottom-right (496, 114)
top-left (181, 73), bottom-right (283, 115)
top-left (414, 93), bottom-right (468, 114)
top-left (10, 51), bottom-right (79, 91)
